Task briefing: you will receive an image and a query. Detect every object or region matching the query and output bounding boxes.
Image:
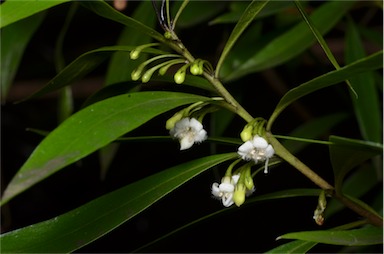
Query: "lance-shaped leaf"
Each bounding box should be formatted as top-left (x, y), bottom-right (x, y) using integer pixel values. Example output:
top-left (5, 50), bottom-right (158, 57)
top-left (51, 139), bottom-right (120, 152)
top-left (21, 46), bottom-right (167, 101)
top-left (267, 51), bottom-right (383, 130)
top-left (277, 226), bottom-right (383, 246)
top-left (265, 240), bottom-right (317, 254)
top-left (1, 92), bottom-right (209, 205)
top-left (215, 0), bottom-right (270, 77)
top-left (224, 1), bottom-right (356, 82)
top-left (1, 12), bottom-right (45, 102)
top-left (80, 0), bottom-right (164, 43)
top-left (329, 135), bottom-right (383, 193)
top-left (345, 18), bottom-right (382, 142)
top-left (105, 1), bottom-right (156, 85)
top-left (0, 0), bottom-right (70, 28)
top-left (0, 153), bottom-right (237, 253)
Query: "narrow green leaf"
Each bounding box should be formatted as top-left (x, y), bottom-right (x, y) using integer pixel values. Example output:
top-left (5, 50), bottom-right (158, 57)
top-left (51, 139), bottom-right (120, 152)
top-left (1, 92), bottom-right (209, 205)
top-left (0, 0), bottom-right (70, 28)
top-left (20, 46), bottom-right (167, 101)
top-left (345, 18), bottom-right (382, 142)
top-left (326, 164), bottom-right (379, 218)
top-left (210, 1), bottom-right (293, 25)
top-left (224, 1), bottom-right (356, 82)
top-left (280, 113), bottom-right (349, 154)
top-left (0, 153), bottom-right (237, 253)
top-left (171, 1), bottom-right (227, 28)
top-left (277, 226), bottom-right (383, 246)
top-left (294, 0), bottom-right (357, 97)
top-left (215, 0), bottom-right (270, 77)
top-left (265, 240), bottom-right (317, 254)
top-left (105, 1), bottom-right (156, 85)
top-left (135, 188), bottom-right (320, 252)
top-left (80, 0), bottom-right (164, 43)
top-left (55, 3), bottom-right (78, 122)
top-left (267, 51), bottom-right (383, 130)
top-left (1, 12), bottom-right (45, 102)
top-left (329, 135), bottom-right (383, 193)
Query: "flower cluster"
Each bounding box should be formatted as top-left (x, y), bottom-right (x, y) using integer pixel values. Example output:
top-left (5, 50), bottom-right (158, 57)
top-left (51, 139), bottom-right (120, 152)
top-left (211, 173), bottom-right (255, 207)
top-left (238, 135), bottom-right (275, 174)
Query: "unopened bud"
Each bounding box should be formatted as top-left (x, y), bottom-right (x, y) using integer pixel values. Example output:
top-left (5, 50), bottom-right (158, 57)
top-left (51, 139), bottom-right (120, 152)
top-left (131, 69), bottom-right (142, 81)
top-left (233, 183), bottom-right (246, 207)
top-left (166, 112), bottom-right (184, 130)
top-left (240, 124), bottom-right (253, 142)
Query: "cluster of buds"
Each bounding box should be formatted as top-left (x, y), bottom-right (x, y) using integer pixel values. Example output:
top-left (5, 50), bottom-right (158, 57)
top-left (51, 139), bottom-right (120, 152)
top-left (238, 118), bottom-right (275, 174)
top-left (129, 44), bottom-right (212, 85)
top-left (212, 161), bottom-right (255, 207)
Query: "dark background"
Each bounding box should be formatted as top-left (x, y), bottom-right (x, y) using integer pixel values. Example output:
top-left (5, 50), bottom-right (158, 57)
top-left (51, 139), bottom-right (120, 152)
top-left (1, 1), bottom-right (382, 253)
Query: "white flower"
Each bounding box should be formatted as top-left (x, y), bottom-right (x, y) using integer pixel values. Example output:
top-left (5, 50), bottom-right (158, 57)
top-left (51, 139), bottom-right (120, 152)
top-left (170, 117), bottom-right (207, 150)
top-left (211, 175), bottom-right (240, 207)
top-left (238, 135), bottom-right (275, 173)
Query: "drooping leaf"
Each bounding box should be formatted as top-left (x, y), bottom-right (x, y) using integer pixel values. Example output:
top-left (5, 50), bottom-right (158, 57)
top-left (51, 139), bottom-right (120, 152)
top-left (280, 112), bottom-right (349, 154)
top-left (210, 1), bottom-right (293, 25)
top-left (134, 188), bottom-right (321, 252)
top-left (224, 1), bottom-right (356, 81)
top-left (1, 12), bottom-right (45, 102)
top-left (267, 51), bottom-right (383, 130)
top-left (215, 0), bottom-right (270, 77)
top-left (345, 18), bottom-right (382, 142)
top-left (20, 46), bottom-right (167, 101)
top-left (265, 240), bottom-right (317, 254)
top-left (105, 1), bottom-right (156, 85)
top-left (0, 153), bottom-right (237, 253)
top-left (171, 1), bottom-right (227, 28)
top-left (277, 226), bottom-right (383, 246)
top-left (0, 0), bottom-right (70, 28)
top-left (325, 164), bottom-right (379, 218)
top-left (329, 135), bottom-right (383, 193)
top-left (80, 0), bottom-right (165, 43)
top-left (1, 92), bottom-right (209, 205)
top-left (294, 0), bottom-right (356, 97)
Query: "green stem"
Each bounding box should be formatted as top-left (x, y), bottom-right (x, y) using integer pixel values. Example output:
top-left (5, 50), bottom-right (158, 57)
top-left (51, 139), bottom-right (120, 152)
top-left (267, 132), bottom-right (383, 227)
top-left (202, 73), bottom-right (254, 122)
top-left (267, 132), bottom-right (334, 190)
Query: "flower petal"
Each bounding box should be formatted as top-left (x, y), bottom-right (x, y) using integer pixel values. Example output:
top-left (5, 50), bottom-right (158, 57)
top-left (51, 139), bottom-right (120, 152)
top-left (252, 136), bottom-right (268, 149)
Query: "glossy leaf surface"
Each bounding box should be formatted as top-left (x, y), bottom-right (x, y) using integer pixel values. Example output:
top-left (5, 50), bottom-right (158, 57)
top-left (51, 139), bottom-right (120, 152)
top-left (329, 135), bottom-right (383, 193)
top-left (1, 12), bottom-right (45, 102)
top-left (105, 1), bottom-right (156, 85)
top-left (1, 153), bottom-right (237, 253)
top-left (267, 51), bottom-right (383, 130)
top-left (1, 92), bottom-right (209, 204)
top-left (345, 18), bottom-right (382, 142)
top-left (223, 1), bottom-right (355, 81)
top-left (0, 0), bottom-right (70, 28)
top-left (22, 46), bottom-right (167, 101)
top-left (215, 0), bottom-right (270, 76)
top-left (278, 226), bottom-right (383, 246)
top-left (266, 240), bottom-right (317, 254)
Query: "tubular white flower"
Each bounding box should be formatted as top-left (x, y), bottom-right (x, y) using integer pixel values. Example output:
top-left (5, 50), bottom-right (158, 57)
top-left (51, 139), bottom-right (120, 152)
top-left (170, 117), bottom-right (207, 150)
top-left (237, 135), bottom-right (275, 173)
top-left (211, 174), bottom-right (240, 207)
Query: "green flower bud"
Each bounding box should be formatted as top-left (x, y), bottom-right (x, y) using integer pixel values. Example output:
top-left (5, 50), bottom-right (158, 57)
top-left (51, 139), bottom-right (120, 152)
top-left (131, 69), bottom-right (142, 81)
top-left (233, 183), bottom-right (246, 207)
top-left (141, 70), bottom-right (152, 83)
top-left (130, 49), bottom-right (140, 60)
top-left (244, 167), bottom-right (254, 190)
top-left (240, 124), bottom-right (253, 142)
top-left (166, 112), bottom-right (184, 130)
top-left (174, 71), bottom-right (186, 84)
top-left (190, 60), bottom-right (202, 75)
